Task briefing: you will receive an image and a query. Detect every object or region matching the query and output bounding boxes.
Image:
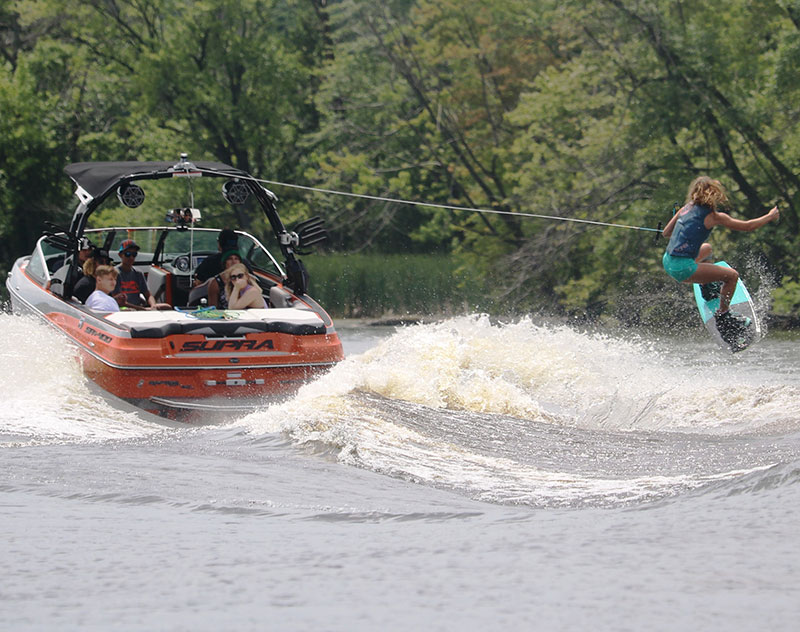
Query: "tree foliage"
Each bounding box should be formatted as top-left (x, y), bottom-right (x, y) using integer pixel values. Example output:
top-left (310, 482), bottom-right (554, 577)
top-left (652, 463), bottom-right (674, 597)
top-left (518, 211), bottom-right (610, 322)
top-left (2, 0), bottom-right (800, 319)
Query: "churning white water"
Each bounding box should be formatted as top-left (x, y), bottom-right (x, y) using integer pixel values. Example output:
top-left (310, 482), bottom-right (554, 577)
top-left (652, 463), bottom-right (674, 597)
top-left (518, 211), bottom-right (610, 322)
top-left (0, 314), bottom-right (159, 445)
top-left (3, 312), bottom-right (800, 630)
top-left (241, 316), bottom-right (800, 507)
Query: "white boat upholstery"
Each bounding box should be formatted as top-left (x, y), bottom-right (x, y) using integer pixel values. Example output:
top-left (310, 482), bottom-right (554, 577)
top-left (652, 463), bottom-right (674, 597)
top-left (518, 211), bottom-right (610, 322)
top-left (104, 307), bottom-right (323, 327)
top-left (102, 307), bottom-right (327, 338)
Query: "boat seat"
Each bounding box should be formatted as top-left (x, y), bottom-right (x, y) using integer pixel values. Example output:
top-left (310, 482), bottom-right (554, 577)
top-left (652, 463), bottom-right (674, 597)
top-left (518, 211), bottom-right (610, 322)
top-left (187, 279), bottom-right (210, 307)
top-left (146, 266), bottom-right (170, 304)
top-left (50, 262), bottom-right (80, 298)
top-left (47, 255), bottom-right (66, 274)
top-left (269, 286), bottom-right (293, 308)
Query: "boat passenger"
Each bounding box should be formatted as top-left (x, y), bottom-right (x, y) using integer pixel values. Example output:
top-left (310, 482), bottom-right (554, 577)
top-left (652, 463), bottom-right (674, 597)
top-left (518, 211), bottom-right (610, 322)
top-left (194, 228), bottom-right (239, 283)
top-left (77, 237), bottom-right (93, 268)
top-left (73, 248), bottom-right (112, 303)
top-left (48, 236), bottom-right (98, 300)
top-left (188, 229), bottom-right (253, 308)
top-left (113, 239), bottom-right (170, 310)
top-left (224, 263), bottom-right (268, 310)
top-left (85, 265), bottom-right (120, 312)
top-left (662, 176), bottom-right (779, 336)
top-left (205, 250), bottom-right (243, 309)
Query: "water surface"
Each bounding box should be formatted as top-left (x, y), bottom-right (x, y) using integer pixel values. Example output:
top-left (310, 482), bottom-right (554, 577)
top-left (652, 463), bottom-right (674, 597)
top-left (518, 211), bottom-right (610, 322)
top-left (2, 313), bottom-right (799, 630)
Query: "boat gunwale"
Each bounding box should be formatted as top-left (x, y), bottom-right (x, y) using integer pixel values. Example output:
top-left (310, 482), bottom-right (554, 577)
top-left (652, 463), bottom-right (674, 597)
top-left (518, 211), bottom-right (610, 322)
top-left (7, 260), bottom-right (342, 373)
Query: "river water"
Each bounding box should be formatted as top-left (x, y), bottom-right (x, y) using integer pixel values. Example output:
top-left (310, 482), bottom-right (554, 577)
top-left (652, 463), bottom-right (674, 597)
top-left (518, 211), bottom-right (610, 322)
top-left (2, 312), bottom-right (799, 630)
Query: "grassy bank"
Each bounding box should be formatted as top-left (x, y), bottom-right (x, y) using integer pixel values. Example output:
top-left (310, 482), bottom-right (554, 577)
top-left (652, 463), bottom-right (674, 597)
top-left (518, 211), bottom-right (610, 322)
top-left (303, 253), bottom-right (488, 319)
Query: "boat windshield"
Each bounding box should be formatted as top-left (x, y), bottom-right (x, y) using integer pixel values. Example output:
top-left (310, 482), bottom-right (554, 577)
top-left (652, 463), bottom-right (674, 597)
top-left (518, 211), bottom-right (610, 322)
top-left (79, 227), bottom-right (282, 276)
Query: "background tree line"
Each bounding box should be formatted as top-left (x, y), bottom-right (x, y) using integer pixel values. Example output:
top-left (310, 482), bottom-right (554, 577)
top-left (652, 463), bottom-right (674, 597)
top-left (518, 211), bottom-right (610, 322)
top-left (2, 0), bottom-right (799, 322)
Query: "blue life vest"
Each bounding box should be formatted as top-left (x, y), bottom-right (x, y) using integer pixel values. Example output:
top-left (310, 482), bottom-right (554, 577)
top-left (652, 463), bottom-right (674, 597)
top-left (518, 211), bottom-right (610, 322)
top-left (666, 204), bottom-right (713, 258)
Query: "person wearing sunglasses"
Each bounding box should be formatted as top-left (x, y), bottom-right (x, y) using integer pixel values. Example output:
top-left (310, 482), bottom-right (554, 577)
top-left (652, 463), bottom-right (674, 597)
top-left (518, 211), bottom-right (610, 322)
top-left (113, 239), bottom-right (169, 309)
top-left (205, 250), bottom-right (242, 309)
top-left (224, 263), bottom-right (267, 310)
top-left (188, 237), bottom-right (254, 308)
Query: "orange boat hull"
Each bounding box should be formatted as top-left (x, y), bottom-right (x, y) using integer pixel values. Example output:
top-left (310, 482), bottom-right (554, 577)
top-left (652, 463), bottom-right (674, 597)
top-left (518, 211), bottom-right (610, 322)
top-left (47, 311), bottom-right (343, 416)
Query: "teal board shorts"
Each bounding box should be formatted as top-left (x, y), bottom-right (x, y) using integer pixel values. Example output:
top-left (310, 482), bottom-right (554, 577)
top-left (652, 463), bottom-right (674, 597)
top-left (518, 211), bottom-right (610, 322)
top-left (662, 251), bottom-right (698, 282)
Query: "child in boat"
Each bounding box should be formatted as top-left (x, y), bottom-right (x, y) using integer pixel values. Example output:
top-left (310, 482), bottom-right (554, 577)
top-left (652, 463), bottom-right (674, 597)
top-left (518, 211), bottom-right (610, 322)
top-left (224, 263), bottom-right (267, 310)
top-left (662, 176), bottom-right (779, 334)
top-left (85, 265), bottom-right (120, 312)
top-left (74, 248), bottom-right (112, 303)
top-left (113, 239), bottom-right (170, 310)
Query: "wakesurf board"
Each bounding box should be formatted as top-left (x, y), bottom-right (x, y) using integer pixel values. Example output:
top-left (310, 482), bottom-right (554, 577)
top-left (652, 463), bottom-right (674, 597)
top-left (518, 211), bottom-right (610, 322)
top-left (693, 261), bottom-right (761, 353)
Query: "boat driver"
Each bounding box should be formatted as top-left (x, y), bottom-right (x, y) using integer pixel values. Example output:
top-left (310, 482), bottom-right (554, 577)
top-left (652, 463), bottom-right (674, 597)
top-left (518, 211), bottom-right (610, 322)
top-left (46, 236), bottom-right (96, 299)
top-left (77, 237), bottom-right (93, 268)
top-left (194, 228), bottom-right (240, 283)
top-left (188, 229), bottom-right (253, 307)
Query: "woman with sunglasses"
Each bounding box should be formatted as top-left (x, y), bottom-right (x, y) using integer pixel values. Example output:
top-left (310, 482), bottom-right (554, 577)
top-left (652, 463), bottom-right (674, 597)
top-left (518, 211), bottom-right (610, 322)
top-left (206, 250), bottom-right (241, 309)
top-left (224, 263), bottom-right (267, 310)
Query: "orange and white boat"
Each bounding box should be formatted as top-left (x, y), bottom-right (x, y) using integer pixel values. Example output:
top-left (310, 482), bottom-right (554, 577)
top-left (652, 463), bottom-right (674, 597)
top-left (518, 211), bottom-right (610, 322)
top-left (6, 155), bottom-right (343, 419)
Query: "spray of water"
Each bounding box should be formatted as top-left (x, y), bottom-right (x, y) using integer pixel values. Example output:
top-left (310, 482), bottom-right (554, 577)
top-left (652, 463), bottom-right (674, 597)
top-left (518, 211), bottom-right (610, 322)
top-left (0, 314), bottom-right (161, 445)
top-left (239, 315), bottom-right (800, 506)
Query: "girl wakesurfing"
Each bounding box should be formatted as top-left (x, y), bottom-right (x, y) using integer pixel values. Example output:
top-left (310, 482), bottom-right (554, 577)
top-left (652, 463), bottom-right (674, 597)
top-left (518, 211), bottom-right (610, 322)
top-left (662, 176), bottom-right (779, 341)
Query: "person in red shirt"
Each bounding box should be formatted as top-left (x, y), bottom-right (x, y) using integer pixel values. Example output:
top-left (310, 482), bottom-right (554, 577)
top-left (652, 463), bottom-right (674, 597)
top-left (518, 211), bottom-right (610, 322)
top-left (113, 239), bottom-right (169, 310)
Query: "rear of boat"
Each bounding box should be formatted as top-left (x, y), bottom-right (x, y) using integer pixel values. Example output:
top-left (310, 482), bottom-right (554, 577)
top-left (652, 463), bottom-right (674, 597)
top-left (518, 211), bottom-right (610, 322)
top-left (49, 305), bottom-right (343, 420)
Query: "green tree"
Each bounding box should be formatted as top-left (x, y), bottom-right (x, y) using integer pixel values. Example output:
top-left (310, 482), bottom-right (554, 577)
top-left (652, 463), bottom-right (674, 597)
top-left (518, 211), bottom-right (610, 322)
top-left (4, 0), bottom-right (800, 320)
top-left (3, 0), bottom-right (331, 235)
top-left (0, 5), bottom-right (79, 271)
top-left (500, 0), bottom-right (800, 318)
top-left (312, 0), bottom-right (551, 257)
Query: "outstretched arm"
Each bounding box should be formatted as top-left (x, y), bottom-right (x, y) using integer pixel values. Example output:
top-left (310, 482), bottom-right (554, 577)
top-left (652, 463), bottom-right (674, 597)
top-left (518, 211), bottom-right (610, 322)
top-left (713, 206), bottom-right (779, 232)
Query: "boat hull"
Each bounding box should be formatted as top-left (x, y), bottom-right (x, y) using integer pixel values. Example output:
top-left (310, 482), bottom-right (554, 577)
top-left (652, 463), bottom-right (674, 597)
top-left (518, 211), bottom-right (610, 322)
top-left (7, 258), bottom-right (343, 420)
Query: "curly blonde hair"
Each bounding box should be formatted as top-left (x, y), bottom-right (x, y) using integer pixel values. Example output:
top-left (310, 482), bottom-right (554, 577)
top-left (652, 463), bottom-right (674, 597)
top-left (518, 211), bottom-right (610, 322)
top-left (83, 257), bottom-right (99, 277)
top-left (83, 250), bottom-right (111, 276)
top-left (686, 176), bottom-right (729, 211)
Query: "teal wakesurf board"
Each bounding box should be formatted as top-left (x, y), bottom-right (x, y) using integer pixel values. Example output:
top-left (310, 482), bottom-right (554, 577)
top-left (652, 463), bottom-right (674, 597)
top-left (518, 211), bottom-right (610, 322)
top-left (693, 261), bottom-right (761, 353)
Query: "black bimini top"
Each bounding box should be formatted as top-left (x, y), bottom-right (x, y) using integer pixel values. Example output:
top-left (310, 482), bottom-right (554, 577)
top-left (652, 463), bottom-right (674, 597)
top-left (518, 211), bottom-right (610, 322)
top-left (64, 161), bottom-right (249, 201)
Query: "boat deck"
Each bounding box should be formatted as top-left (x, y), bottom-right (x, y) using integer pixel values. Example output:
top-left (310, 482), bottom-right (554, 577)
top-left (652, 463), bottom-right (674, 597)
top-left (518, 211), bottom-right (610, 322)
top-left (102, 307), bottom-right (328, 338)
